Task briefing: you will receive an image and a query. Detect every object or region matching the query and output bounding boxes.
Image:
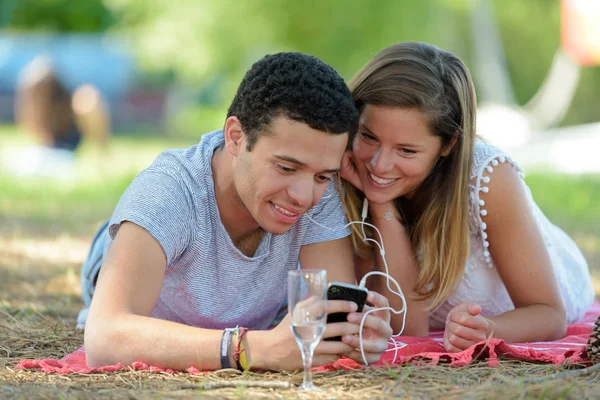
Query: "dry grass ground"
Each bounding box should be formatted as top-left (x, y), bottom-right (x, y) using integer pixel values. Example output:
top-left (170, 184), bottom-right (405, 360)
top-left (2, 127), bottom-right (600, 399)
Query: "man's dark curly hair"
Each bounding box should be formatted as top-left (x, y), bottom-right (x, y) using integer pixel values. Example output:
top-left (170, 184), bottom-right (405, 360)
top-left (227, 52), bottom-right (358, 150)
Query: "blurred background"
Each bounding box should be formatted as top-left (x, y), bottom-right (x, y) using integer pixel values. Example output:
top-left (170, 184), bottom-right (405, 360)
top-left (0, 0), bottom-right (598, 316)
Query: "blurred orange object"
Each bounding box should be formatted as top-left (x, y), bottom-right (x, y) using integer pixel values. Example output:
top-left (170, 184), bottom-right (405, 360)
top-left (561, 0), bottom-right (600, 66)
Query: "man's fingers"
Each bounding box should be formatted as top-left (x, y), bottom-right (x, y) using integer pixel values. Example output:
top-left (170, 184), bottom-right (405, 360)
top-left (291, 297), bottom-right (326, 322)
top-left (365, 291), bottom-right (391, 321)
top-left (347, 312), bottom-right (393, 338)
top-left (344, 349), bottom-right (384, 365)
top-left (326, 299), bottom-right (359, 315)
top-left (366, 290), bottom-right (389, 308)
top-left (312, 354), bottom-right (344, 368)
top-left (323, 320), bottom-right (361, 339)
top-left (314, 338), bottom-right (354, 355)
top-left (341, 334), bottom-right (389, 354)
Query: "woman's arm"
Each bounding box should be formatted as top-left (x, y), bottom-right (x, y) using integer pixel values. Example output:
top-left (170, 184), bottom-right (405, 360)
top-left (481, 163), bottom-right (566, 342)
top-left (365, 203), bottom-right (430, 336)
top-left (444, 163), bottom-right (566, 351)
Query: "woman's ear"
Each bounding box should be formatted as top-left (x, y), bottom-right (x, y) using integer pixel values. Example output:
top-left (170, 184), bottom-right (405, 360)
top-left (223, 116), bottom-right (246, 157)
top-left (440, 132), bottom-right (459, 157)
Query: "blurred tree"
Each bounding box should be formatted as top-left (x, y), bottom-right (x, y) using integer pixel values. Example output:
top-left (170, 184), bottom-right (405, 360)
top-left (6, 0), bottom-right (115, 32)
top-left (101, 0), bottom-right (460, 134)
top-left (490, 0), bottom-right (561, 108)
top-left (0, 0), bottom-right (19, 28)
top-left (489, 0), bottom-right (599, 126)
top-left (7, 0), bottom-right (594, 128)
top-left (101, 0), bottom-right (453, 94)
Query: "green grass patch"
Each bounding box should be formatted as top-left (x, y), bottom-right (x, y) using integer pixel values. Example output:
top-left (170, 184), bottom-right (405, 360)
top-left (526, 173), bottom-right (600, 235)
top-left (0, 172), bottom-right (135, 236)
top-left (0, 125), bottom-right (197, 236)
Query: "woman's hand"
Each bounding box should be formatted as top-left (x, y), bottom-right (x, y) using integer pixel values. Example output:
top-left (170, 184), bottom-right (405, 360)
top-left (443, 302), bottom-right (492, 352)
top-left (337, 290), bottom-right (393, 365)
top-left (340, 150), bottom-right (364, 191)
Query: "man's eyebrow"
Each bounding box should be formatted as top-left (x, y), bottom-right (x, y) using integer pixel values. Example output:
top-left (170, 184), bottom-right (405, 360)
top-left (360, 123), bottom-right (422, 148)
top-left (274, 155), bottom-right (339, 173)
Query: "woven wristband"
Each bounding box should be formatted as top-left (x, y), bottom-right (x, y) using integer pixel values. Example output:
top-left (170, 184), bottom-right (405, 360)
top-left (220, 328), bottom-right (235, 369)
top-left (239, 342), bottom-right (249, 370)
top-left (233, 327), bottom-right (249, 371)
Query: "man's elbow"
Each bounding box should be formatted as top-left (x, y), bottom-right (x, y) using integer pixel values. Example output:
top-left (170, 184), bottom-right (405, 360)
top-left (84, 320), bottom-right (127, 368)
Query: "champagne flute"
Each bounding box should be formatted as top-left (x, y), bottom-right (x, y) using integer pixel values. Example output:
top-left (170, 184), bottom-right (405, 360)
top-left (288, 269), bottom-right (327, 391)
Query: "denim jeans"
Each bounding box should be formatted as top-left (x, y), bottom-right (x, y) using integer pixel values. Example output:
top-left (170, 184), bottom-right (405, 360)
top-left (80, 220), bottom-right (109, 307)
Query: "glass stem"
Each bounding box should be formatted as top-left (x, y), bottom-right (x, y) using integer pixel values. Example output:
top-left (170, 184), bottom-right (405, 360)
top-left (302, 343), bottom-right (314, 387)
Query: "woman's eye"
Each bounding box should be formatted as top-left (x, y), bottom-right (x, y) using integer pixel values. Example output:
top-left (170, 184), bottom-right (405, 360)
top-left (360, 131), bottom-right (377, 142)
top-left (400, 148), bottom-right (417, 155)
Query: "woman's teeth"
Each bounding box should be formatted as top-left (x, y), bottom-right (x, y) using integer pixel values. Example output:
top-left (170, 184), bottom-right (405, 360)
top-left (370, 172), bottom-right (397, 185)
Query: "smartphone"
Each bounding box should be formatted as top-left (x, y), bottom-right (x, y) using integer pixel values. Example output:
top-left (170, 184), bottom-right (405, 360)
top-left (325, 282), bottom-right (368, 341)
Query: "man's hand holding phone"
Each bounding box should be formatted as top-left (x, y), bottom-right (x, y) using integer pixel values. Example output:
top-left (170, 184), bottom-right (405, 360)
top-left (325, 282), bottom-right (393, 365)
top-left (261, 299), bottom-right (359, 371)
top-left (326, 282), bottom-right (368, 338)
top-left (262, 283), bottom-right (392, 369)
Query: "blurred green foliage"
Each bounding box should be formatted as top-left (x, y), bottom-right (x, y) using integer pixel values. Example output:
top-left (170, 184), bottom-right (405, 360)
top-left (1, 0), bottom-right (115, 32)
top-left (104, 0), bottom-right (600, 132)
top-left (2, 0), bottom-right (599, 132)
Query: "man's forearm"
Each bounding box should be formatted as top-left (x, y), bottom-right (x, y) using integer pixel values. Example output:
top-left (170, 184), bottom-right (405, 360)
top-left (85, 313), bottom-right (264, 370)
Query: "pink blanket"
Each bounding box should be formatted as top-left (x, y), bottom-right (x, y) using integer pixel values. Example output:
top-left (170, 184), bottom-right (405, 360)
top-left (16, 303), bottom-right (599, 374)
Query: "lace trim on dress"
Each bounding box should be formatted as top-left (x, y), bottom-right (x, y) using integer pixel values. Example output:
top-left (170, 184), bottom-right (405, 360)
top-left (470, 153), bottom-right (526, 265)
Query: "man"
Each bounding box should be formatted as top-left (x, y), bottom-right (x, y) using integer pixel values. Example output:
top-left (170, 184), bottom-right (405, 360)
top-left (81, 52), bottom-right (392, 371)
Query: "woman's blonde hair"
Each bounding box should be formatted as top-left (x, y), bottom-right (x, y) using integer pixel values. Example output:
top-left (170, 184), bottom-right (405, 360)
top-left (343, 42), bottom-right (476, 309)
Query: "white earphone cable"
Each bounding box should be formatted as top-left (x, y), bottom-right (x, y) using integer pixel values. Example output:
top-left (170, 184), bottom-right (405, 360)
top-left (305, 197), bottom-right (407, 365)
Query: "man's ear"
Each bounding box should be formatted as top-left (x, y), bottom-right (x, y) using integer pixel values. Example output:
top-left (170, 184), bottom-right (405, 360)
top-left (223, 116), bottom-right (246, 157)
top-left (441, 132), bottom-right (459, 157)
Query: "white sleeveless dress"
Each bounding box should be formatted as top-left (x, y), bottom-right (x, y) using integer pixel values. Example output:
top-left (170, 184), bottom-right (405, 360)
top-left (429, 140), bottom-right (595, 328)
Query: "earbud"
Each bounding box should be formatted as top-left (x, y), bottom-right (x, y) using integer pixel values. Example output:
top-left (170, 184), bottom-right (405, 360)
top-left (361, 198), bottom-right (369, 220)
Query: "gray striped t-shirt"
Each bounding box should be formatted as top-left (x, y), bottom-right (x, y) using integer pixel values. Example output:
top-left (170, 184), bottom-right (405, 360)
top-left (102, 129), bottom-right (350, 330)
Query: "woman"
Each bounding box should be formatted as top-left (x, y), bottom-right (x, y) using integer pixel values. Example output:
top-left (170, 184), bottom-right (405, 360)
top-left (341, 42), bottom-right (594, 352)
